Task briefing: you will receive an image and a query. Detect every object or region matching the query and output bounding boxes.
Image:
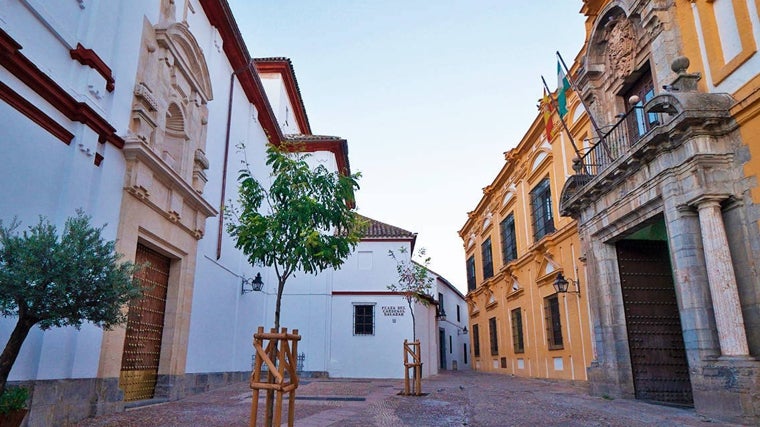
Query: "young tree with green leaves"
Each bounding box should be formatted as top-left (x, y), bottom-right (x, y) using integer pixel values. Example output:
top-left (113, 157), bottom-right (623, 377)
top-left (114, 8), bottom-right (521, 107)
top-left (226, 143), bottom-right (363, 331)
top-left (0, 211), bottom-right (142, 396)
top-left (388, 247), bottom-right (435, 341)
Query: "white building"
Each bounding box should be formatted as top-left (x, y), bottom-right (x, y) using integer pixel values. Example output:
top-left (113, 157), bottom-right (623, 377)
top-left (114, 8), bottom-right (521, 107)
top-left (0, 1), bottom-right (467, 426)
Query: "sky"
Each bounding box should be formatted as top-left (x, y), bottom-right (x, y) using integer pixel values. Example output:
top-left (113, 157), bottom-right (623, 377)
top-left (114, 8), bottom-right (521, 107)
top-left (228, 1), bottom-right (588, 293)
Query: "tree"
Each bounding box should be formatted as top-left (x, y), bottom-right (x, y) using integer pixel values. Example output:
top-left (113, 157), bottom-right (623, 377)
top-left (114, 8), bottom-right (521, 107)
top-left (388, 247), bottom-right (435, 341)
top-left (226, 143), bottom-right (363, 330)
top-left (0, 211), bottom-right (142, 396)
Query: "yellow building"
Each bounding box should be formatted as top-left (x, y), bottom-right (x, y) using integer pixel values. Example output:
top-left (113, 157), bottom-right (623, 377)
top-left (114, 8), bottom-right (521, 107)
top-left (459, 88), bottom-right (594, 381)
top-left (463, 1), bottom-right (760, 423)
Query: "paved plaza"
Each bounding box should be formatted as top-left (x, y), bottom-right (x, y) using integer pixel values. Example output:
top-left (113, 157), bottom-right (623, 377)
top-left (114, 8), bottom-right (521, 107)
top-left (75, 370), bottom-right (739, 426)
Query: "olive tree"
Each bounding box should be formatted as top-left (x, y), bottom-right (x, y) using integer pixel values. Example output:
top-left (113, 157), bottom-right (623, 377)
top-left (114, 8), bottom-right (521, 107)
top-left (0, 211), bottom-right (142, 396)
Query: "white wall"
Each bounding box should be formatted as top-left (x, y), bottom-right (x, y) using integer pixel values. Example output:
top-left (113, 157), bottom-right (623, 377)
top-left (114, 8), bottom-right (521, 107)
top-left (0, 0), bottom-right (156, 382)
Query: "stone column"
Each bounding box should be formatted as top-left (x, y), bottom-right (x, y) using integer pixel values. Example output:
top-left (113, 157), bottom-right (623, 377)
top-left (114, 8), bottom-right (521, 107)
top-left (696, 198), bottom-right (749, 356)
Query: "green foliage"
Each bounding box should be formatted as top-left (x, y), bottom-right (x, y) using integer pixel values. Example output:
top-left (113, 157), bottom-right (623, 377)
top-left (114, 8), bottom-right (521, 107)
top-left (388, 247), bottom-right (435, 341)
top-left (388, 247), bottom-right (435, 304)
top-left (0, 387), bottom-right (28, 413)
top-left (0, 211), bottom-right (143, 330)
top-left (226, 143), bottom-right (363, 327)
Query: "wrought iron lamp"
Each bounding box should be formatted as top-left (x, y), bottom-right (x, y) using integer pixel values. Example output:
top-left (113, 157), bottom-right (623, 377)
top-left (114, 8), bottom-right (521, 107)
top-left (241, 272), bottom-right (264, 294)
top-left (457, 325), bottom-right (468, 335)
top-left (553, 273), bottom-right (580, 295)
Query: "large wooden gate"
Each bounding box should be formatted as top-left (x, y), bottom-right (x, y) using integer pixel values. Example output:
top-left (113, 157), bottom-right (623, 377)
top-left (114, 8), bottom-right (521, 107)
top-left (120, 244), bottom-right (171, 401)
top-left (616, 240), bottom-right (693, 406)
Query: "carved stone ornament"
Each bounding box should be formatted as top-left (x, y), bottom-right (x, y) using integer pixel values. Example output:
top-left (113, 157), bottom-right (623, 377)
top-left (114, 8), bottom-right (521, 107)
top-left (605, 18), bottom-right (636, 81)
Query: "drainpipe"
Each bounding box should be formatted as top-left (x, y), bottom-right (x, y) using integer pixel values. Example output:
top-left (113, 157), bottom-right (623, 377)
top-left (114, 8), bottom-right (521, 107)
top-left (217, 60), bottom-right (254, 260)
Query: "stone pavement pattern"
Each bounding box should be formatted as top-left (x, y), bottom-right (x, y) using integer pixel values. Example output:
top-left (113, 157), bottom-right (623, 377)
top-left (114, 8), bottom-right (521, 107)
top-left (75, 371), bottom-right (741, 426)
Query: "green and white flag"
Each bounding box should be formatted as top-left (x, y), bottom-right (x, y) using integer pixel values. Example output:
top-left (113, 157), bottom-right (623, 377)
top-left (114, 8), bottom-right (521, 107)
top-left (557, 61), bottom-right (571, 118)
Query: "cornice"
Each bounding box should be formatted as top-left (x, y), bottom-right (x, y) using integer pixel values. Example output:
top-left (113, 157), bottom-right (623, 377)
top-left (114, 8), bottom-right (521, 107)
top-left (123, 138), bottom-right (217, 220)
top-left (0, 28), bottom-right (124, 149)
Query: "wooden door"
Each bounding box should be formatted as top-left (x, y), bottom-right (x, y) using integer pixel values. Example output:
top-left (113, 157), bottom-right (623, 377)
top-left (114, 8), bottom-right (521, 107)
top-left (616, 240), bottom-right (693, 406)
top-left (120, 244), bottom-right (170, 401)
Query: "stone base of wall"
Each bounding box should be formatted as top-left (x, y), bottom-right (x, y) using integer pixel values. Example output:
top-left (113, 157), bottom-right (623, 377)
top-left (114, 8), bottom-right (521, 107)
top-left (692, 357), bottom-right (760, 425)
top-left (13, 370), bottom-right (328, 426)
top-left (182, 371), bottom-right (250, 395)
top-left (9, 377), bottom-right (123, 427)
top-left (586, 361), bottom-right (634, 400)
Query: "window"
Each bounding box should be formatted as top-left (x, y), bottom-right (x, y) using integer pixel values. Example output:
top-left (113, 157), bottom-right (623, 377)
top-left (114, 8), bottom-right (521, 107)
top-left (488, 317), bottom-right (498, 356)
top-left (481, 238), bottom-right (493, 280)
top-left (511, 308), bottom-right (525, 353)
top-left (449, 335), bottom-right (452, 354)
top-left (456, 304), bottom-right (461, 322)
top-left (624, 64), bottom-right (657, 137)
top-left (472, 324), bottom-right (480, 357)
top-left (464, 343), bottom-right (468, 364)
top-left (438, 292), bottom-right (445, 318)
top-left (544, 295), bottom-right (563, 349)
top-left (500, 214), bottom-right (518, 265)
top-left (353, 304), bottom-right (374, 335)
top-left (530, 178), bottom-right (555, 241)
top-left (466, 256), bottom-right (476, 291)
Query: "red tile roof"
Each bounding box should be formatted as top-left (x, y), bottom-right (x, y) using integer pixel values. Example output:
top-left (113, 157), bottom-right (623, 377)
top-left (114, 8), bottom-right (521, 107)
top-left (357, 214), bottom-right (417, 240)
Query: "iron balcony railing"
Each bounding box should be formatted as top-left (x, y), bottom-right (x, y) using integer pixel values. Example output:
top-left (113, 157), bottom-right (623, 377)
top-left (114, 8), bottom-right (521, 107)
top-left (575, 107), bottom-right (664, 177)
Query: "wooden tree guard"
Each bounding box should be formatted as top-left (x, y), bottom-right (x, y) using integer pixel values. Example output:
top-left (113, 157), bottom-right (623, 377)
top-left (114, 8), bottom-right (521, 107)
top-left (250, 327), bottom-right (301, 427)
top-left (402, 339), bottom-right (423, 396)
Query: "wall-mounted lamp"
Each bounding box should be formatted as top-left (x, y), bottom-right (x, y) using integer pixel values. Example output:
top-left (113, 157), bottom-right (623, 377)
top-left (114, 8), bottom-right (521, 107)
top-left (436, 308), bottom-right (447, 322)
top-left (457, 325), bottom-right (468, 336)
top-left (553, 273), bottom-right (580, 296)
top-left (241, 272), bottom-right (264, 295)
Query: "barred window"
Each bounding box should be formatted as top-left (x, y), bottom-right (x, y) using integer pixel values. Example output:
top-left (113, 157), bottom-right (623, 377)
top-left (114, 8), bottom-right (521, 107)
top-left (530, 178), bottom-right (555, 241)
top-left (511, 308), bottom-right (525, 353)
top-left (544, 295), bottom-right (563, 349)
top-left (353, 304), bottom-right (374, 335)
top-left (466, 256), bottom-right (476, 291)
top-left (500, 214), bottom-right (518, 265)
top-left (481, 238), bottom-right (493, 280)
top-left (488, 317), bottom-right (498, 356)
top-left (472, 324), bottom-right (481, 357)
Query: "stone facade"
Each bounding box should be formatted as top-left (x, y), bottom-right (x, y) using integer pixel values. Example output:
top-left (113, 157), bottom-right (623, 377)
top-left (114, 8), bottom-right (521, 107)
top-left (559, 1), bottom-right (760, 424)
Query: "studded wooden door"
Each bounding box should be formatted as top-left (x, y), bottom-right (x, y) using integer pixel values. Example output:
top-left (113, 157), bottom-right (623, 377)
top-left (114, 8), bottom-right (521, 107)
top-left (120, 244), bottom-right (170, 401)
top-left (616, 240), bottom-right (693, 406)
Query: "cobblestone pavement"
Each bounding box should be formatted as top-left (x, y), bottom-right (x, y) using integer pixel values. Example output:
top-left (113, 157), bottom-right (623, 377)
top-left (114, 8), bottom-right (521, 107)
top-left (75, 371), bottom-right (740, 426)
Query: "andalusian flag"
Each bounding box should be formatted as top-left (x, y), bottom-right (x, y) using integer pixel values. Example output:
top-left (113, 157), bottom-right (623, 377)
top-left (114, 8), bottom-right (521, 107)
top-left (557, 61), bottom-right (570, 118)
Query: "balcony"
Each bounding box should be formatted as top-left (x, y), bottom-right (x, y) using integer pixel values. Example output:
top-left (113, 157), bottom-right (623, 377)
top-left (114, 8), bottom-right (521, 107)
top-left (559, 78), bottom-right (736, 218)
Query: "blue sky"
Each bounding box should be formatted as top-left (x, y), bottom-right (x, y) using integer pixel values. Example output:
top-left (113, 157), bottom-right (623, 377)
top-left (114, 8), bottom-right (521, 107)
top-left (229, 1), bottom-right (588, 292)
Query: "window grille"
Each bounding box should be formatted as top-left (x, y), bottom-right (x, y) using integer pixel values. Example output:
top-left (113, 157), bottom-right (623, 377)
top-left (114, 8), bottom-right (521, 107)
top-left (481, 238), bottom-right (493, 280)
top-left (544, 295), bottom-right (563, 349)
top-left (353, 304), bottom-right (374, 335)
top-left (530, 178), bottom-right (555, 241)
top-left (500, 214), bottom-right (518, 265)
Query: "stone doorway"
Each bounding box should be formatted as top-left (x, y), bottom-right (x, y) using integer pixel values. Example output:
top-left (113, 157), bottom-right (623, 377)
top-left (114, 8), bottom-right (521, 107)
top-left (616, 238), bottom-right (693, 406)
top-left (120, 244), bottom-right (171, 401)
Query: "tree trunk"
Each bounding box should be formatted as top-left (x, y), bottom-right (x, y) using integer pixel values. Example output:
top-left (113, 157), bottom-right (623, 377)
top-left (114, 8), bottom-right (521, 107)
top-left (407, 297), bottom-right (416, 342)
top-left (273, 277), bottom-right (286, 331)
top-left (264, 276), bottom-right (287, 427)
top-left (0, 316), bottom-right (36, 396)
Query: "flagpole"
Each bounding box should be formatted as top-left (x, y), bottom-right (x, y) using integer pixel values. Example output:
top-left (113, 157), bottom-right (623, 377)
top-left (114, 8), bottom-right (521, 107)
top-left (556, 51), bottom-right (605, 142)
top-left (540, 75), bottom-right (581, 159)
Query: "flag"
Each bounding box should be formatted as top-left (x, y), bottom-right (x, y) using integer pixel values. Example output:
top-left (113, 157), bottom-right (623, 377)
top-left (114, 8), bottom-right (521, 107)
top-left (542, 88), bottom-right (555, 141)
top-left (557, 61), bottom-right (570, 118)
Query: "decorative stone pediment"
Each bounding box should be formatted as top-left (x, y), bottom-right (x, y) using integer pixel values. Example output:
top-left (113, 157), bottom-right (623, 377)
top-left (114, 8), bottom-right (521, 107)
top-left (155, 23), bottom-right (213, 102)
